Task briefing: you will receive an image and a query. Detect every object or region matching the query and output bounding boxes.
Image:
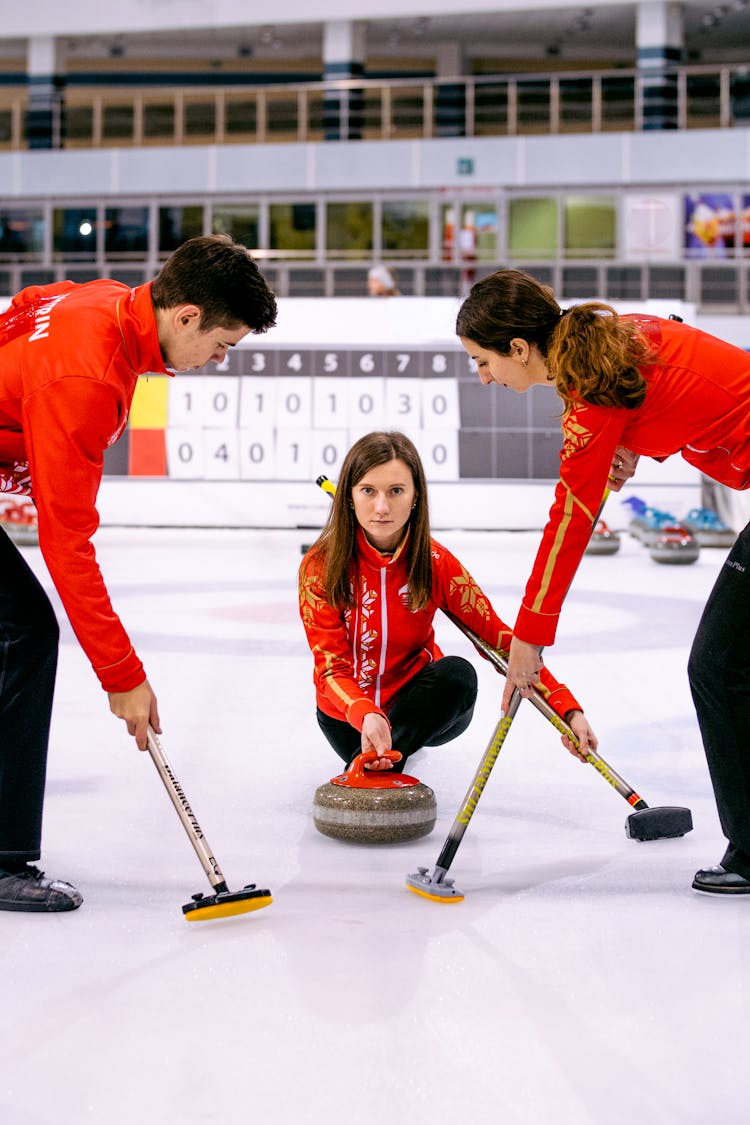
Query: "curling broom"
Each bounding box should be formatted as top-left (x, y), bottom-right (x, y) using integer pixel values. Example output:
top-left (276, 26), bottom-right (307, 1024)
top-left (146, 726), bottom-right (273, 921)
top-left (443, 613), bottom-right (692, 842)
top-left (406, 690), bottom-right (523, 903)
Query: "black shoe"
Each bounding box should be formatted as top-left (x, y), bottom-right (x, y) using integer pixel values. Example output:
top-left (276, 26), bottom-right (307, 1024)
top-left (692, 864), bottom-right (750, 895)
top-left (0, 865), bottom-right (83, 912)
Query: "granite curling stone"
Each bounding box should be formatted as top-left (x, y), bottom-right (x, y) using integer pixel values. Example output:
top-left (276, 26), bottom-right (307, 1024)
top-left (584, 519), bottom-right (621, 556)
top-left (0, 497), bottom-right (39, 547)
top-left (649, 525), bottom-right (700, 565)
top-left (313, 750), bottom-right (437, 844)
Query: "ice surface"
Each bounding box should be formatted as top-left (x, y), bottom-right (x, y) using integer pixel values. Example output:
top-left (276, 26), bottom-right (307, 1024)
top-left (2, 526), bottom-right (747, 1125)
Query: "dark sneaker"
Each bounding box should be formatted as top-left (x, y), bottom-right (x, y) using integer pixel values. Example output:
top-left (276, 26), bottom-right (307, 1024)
top-left (692, 864), bottom-right (750, 895)
top-left (0, 866), bottom-right (83, 912)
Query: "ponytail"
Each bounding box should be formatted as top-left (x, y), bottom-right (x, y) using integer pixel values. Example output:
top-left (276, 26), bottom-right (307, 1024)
top-left (548, 303), bottom-right (651, 410)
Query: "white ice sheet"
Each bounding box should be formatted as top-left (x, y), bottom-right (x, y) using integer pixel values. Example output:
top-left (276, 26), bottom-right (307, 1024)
top-left (2, 526), bottom-right (746, 1125)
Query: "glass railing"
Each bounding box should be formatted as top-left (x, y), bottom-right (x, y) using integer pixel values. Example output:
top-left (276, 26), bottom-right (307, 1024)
top-left (1, 258), bottom-right (749, 314)
top-left (1, 62), bottom-right (749, 150)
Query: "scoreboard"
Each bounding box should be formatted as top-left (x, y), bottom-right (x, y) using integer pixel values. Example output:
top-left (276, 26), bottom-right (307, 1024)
top-left (93, 294), bottom-right (701, 528)
top-left (109, 296), bottom-right (569, 489)
top-left (164, 346), bottom-right (462, 484)
top-left (114, 341), bottom-right (570, 485)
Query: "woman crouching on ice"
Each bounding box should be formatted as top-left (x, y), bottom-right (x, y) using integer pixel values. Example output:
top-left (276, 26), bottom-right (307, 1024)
top-left (298, 431), bottom-right (597, 773)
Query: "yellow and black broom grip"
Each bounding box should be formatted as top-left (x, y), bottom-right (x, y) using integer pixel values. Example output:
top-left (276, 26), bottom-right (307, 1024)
top-left (316, 474), bottom-right (336, 498)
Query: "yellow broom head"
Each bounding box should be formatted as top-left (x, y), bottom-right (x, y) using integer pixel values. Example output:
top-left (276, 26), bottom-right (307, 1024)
top-left (182, 885), bottom-right (273, 922)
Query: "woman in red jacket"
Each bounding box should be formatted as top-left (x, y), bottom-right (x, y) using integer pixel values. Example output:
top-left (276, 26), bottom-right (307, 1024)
top-left (456, 268), bottom-right (750, 895)
top-left (299, 431), bottom-right (596, 774)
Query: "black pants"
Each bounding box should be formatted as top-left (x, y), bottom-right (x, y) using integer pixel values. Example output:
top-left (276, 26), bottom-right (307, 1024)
top-left (0, 528), bottom-right (58, 865)
top-left (688, 521), bottom-right (750, 879)
top-left (317, 655), bottom-right (478, 771)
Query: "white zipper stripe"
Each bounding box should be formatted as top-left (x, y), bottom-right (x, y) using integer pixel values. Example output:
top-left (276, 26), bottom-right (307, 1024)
top-left (351, 590), bottom-right (360, 682)
top-left (375, 567), bottom-right (388, 707)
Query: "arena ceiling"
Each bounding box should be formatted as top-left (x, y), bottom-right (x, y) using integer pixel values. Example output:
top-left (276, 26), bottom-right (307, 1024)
top-left (0, 5), bottom-right (747, 66)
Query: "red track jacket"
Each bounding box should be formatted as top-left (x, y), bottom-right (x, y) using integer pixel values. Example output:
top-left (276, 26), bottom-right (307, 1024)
top-left (515, 314), bottom-right (750, 646)
top-left (0, 280), bottom-right (169, 692)
top-left (299, 527), bottom-right (582, 731)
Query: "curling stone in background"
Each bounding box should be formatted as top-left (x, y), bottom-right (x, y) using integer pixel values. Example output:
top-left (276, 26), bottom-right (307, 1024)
top-left (639, 507), bottom-right (681, 547)
top-left (649, 525), bottom-right (700, 565)
top-left (682, 507), bottom-right (736, 548)
top-left (0, 496), bottom-right (38, 547)
top-left (621, 495), bottom-right (650, 539)
top-left (622, 498), bottom-right (679, 546)
top-left (313, 750), bottom-right (436, 844)
top-left (584, 520), bottom-right (621, 556)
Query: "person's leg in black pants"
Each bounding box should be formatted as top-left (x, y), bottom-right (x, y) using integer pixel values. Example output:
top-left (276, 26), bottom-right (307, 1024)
top-left (317, 655), bottom-right (478, 771)
top-left (387, 655), bottom-right (478, 768)
top-left (688, 521), bottom-right (750, 881)
top-left (0, 528), bottom-right (59, 866)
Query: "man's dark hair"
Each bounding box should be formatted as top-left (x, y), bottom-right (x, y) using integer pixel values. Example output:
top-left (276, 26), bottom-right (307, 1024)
top-left (151, 234), bottom-right (277, 334)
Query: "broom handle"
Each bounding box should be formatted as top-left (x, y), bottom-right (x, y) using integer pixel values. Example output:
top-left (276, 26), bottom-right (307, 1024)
top-left (146, 727), bottom-right (228, 892)
top-left (444, 612), bottom-right (648, 810)
top-left (421, 486), bottom-right (613, 883)
top-left (432, 689), bottom-right (523, 874)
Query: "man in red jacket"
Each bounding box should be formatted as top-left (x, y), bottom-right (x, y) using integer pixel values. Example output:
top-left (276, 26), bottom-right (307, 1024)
top-left (0, 234), bottom-right (277, 913)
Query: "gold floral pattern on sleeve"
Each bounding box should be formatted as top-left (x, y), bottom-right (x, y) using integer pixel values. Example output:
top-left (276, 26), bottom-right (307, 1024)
top-left (449, 567), bottom-right (492, 620)
top-left (560, 408), bottom-right (593, 462)
top-left (298, 572), bottom-right (326, 628)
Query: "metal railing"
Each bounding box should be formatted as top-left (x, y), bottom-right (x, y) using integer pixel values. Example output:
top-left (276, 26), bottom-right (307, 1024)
top-left (1, 62), bottom-right (750, 149)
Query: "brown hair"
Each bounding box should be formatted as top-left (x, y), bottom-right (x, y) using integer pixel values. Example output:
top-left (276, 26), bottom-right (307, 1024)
top-left (305, 432), bottom-right (432, 611)
top-left (151, 234), bottom-right (277, 334)
top-left (456, 268), bottom-right (653, 410)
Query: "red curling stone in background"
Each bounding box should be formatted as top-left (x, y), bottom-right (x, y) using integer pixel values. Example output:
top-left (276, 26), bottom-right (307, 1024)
top-left (649, 525), bottom-right (700, 565)
top-left (0, 496), bottom-right (39, 547)
top-left (584, 519), bottom-right (621, 556)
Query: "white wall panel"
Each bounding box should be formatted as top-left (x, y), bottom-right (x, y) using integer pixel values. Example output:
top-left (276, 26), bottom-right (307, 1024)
top-left (3, 131), bottom-right (750, 200)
